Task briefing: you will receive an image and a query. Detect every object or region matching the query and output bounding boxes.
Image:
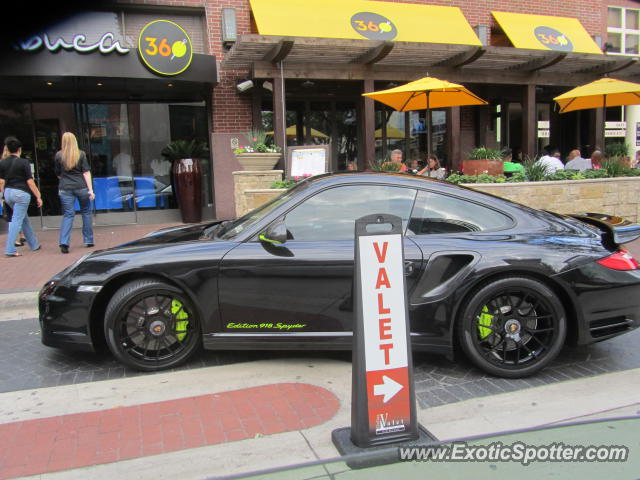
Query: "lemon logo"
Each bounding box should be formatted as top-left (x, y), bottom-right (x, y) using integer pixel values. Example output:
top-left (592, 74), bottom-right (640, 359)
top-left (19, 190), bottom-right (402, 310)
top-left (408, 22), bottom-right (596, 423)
top-left (138, 20), bottom-right (193, 76)
top-left (534, 26), bottom-right (573, 52)
top-left (171, 40), bottom-right (188, 58)
top-left (351, 12), bottom-right (397, 41)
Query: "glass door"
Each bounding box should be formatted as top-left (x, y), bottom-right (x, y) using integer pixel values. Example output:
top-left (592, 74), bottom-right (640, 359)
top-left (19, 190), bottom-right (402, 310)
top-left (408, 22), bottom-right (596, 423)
top-left (80, 103), bottom-right (136, 225)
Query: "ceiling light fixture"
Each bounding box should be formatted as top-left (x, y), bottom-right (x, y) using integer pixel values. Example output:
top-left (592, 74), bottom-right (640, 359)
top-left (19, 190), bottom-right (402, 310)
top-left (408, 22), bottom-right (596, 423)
top-left (96, 82), bottom-right (103, 86)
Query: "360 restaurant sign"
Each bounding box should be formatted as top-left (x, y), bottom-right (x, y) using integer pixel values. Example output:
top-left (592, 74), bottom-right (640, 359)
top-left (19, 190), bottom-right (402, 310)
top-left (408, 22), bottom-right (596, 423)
top-left (138, 20), bottom-right (193, 76)
top-left (13, 19), bottom-right (193, 76)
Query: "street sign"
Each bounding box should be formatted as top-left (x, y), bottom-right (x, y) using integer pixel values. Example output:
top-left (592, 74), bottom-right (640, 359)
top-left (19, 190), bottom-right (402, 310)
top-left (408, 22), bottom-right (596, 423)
top-left (537, 129), bottom-right (550, 138)
top-left (350, 213), bottom-right (418, 447)
top-left (537, 120), bottom-right (550, 129)
top-left (605, 129), bottom-right (626, 137)
top-left (606, 121), bottom-right (626, 129)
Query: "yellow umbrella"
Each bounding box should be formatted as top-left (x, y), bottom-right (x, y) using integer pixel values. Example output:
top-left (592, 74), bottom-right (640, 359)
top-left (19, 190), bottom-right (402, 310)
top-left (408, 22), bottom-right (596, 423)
top-left (375, 126), bottom-right (411, 139)
top-left (554, 77), bottom-right (640, 113)
top-left (363, 76), bottom-right (487, 153)
top-left (267, 125), bottom-right (329, 139)
top-left (363, 76), bottom-right (487, 111)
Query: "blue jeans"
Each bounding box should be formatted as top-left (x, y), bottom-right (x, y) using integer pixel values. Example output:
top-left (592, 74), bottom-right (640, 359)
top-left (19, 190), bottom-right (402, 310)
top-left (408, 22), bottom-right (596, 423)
top-left (59, 188), bottom-right (94, 246)
top-left (4, 188), bottom-right (39, 255)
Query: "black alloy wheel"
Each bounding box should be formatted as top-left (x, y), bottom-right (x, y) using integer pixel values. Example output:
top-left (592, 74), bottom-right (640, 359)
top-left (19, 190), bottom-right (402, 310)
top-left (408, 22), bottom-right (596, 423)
top-left (104, 278), bottom-right (201, 371)
top-left (458, 276), bottom-right (566, 378)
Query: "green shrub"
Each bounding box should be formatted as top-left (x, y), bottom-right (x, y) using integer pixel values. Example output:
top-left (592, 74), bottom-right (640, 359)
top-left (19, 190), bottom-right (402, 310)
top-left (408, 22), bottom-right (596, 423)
top-left (506, 172), bottom-right (526, 182)
top-left (467, 146), bottom-right (505, 160)
top-left (602, 159), bottom-right (630, 177)
top-left (523, 155), bottom-right (548, 181)
top-left (270, 179), bottom-right (298, 189)
top-left (604, 141), bottom-right (628, 159)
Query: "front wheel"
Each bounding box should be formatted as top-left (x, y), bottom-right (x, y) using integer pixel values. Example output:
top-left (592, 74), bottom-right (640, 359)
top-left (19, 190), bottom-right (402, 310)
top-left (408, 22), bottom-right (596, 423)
top-left (457, 276), bottom-right (566, 378)
top-left (104, 278), bottom-right (201, 371)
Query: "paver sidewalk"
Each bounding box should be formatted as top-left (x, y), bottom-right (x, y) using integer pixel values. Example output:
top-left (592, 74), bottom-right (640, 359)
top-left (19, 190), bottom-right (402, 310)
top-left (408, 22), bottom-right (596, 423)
top-left (0, 223), bottom-right (179, 292)
top-left (0, 383), bottom-right (339, 479)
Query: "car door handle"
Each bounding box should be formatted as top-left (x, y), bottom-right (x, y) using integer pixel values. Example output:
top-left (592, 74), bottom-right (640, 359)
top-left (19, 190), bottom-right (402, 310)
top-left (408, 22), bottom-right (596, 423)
top-left (404, 260), bottom-right (415, 276)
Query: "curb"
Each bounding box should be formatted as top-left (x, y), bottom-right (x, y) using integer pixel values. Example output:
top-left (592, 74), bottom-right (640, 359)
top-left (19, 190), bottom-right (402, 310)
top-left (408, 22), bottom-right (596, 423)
top-left (0, 291), bottom-right (39, 321)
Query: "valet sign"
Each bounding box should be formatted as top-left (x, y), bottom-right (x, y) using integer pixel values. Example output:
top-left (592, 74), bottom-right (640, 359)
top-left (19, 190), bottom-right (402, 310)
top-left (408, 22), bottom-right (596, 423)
top-left (138, 20), bottom-right (193, 76)
top-left (351, 214), bottom-right (418, 447)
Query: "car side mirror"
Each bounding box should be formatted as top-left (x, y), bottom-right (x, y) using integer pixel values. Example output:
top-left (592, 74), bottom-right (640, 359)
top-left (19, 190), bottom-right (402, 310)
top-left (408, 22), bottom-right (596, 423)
top-left (259, 221), bottom-right (287, 245)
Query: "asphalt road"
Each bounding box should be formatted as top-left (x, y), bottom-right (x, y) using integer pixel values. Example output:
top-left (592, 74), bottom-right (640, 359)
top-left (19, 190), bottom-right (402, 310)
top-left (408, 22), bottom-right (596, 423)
top-left (3, 315), bottom-right (640, 408)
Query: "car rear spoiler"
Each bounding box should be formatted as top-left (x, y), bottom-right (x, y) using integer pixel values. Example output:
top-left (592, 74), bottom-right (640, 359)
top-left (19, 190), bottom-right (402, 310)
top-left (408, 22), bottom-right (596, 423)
top-left (568, 212), bottom-right (640, 245)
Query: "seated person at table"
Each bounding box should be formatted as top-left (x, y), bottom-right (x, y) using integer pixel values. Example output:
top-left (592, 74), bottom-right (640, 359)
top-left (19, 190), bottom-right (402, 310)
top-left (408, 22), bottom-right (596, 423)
top-left (502, 147), bottom-right (524, 176)
top-left (565, 149), bottom-right (591, 171)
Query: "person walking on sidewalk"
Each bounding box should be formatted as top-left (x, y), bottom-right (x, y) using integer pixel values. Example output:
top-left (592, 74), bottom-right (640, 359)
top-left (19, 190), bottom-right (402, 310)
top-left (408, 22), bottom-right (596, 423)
top-left (55, 132), bottom-right (95, 254)
top-left (1, 145), bottom-right (27, 248)
top-left (0, 136), bottom-right (42, 257)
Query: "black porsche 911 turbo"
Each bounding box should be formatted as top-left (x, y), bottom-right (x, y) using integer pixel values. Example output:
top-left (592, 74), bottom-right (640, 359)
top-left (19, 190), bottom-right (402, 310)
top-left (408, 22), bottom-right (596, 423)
top-left (39, 172), bottom-right (640, 378)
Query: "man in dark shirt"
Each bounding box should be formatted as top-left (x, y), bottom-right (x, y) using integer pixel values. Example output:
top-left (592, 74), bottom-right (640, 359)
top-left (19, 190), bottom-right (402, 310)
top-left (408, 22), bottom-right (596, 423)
top-left (0, 136), bottom-right (43, 256)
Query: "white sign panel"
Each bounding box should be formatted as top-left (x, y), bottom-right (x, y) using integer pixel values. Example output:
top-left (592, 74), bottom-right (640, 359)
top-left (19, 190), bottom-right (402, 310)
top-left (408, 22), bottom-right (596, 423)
top-left (537, 129), bottom-right (550, 138)
top-left (358, 234), bottom-right (408, 372)
top-left (606, 121), bottom-right (626, 129)
top-left (605, 129), bottom-right (626, 137)
top-left (290, 148), bottom-right (327, 177)
top-left (537, 121), bottom-right (550, 129)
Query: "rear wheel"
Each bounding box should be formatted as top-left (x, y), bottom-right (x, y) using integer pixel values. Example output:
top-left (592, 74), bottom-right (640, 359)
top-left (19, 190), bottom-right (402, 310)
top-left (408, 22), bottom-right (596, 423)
top-left (104, 279), bottom-right (201, 371)
top-left (457, 276), bottom-right (566, 378)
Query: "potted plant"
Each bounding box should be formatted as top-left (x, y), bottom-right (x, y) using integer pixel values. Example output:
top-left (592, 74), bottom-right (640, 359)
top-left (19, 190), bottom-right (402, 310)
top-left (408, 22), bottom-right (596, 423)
top-left (161, 139), bottom-right (209, 223)
top-left (234, 129), bottom-right (282, 171)
top-left (605, 141), bottom-right (631, 168)
top-left (462, 146), bottom-right (505, 176)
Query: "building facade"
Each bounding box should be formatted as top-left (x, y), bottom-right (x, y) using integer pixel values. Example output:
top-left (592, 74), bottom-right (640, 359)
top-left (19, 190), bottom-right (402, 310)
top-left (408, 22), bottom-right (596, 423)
top-left (0, 0), bottom-right (637, 224)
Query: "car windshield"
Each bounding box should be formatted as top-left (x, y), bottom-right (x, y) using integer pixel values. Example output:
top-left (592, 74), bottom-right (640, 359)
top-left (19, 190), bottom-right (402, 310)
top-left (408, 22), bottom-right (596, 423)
top-left (216, 180), bottom-right (310, 240)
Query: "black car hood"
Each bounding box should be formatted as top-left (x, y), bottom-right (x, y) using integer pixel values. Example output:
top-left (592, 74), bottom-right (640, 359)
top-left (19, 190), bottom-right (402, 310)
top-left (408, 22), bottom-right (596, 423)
top-left (118, 221), bottom-right (223, 247)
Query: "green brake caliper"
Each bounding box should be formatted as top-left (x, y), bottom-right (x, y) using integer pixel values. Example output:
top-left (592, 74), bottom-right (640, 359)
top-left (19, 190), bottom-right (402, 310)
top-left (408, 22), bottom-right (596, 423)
top-left (477, 305), bottom-right (493, 339)
top-left (171, 299), bottom-right (189, 341)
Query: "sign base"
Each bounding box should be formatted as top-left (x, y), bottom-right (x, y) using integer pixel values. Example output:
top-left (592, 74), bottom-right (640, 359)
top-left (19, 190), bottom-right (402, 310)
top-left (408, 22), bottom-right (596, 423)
top-left (331, 424), bottom-right (437, 469)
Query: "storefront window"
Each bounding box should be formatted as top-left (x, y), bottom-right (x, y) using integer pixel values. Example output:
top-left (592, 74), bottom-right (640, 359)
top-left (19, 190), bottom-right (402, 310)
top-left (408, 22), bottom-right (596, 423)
top-left (262, 99), bottom-right (357, 170)
top-left (0, 100), bottom-right (210, 225)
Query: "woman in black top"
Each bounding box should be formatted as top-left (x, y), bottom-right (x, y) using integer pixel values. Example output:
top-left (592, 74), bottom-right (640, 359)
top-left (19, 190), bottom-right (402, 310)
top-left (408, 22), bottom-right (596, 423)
top-left (0, 136), bottom-right (43, 257)
top-left (55, 132), bottom-right (95, 254)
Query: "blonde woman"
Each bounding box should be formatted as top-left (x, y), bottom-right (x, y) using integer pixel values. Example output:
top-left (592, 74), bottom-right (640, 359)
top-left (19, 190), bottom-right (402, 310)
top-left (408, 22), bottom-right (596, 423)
top-left (55, 132), bottom-right (95, 254)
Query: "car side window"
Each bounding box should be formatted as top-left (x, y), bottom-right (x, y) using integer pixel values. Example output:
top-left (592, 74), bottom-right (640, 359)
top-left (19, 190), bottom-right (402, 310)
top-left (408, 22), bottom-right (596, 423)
top-left (284, 185), bottom-right (417, 241)
top-left (408, 190), bottom-right (512, 235)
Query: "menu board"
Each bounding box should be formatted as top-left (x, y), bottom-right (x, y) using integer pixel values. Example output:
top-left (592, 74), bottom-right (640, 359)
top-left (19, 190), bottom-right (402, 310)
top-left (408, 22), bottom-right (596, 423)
top-left (287, 145), bottom-right (330, 178)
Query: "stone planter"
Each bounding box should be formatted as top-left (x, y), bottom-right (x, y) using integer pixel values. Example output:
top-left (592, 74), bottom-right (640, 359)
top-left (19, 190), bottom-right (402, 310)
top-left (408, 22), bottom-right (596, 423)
top-left (462, 159), bottom-right (504, 176)
top-left (235, 152), bottom-right (281, 171)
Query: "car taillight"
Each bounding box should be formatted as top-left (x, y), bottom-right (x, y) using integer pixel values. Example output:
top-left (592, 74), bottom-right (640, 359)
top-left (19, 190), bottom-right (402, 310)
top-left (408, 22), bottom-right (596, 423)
top-left (596, 250), bottom-right (639, 271)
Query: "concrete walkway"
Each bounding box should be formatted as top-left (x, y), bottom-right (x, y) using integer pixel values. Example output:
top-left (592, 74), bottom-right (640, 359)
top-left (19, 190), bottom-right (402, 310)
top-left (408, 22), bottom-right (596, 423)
top-left (0, 358), bottom-right (638, 479)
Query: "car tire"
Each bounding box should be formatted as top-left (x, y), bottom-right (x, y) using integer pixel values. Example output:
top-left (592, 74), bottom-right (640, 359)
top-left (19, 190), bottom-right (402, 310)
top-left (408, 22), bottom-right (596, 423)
top-left (457, 276), bottom-right (566, 378)
top-left (104, 278), bottom-right (201, 371)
